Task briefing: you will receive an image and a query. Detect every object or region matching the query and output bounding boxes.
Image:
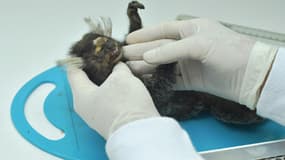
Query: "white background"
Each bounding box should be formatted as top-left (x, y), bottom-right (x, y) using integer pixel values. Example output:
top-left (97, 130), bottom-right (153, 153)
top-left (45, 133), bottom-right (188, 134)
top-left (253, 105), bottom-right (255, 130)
top-left (1, 0), bottom-right (285, 159)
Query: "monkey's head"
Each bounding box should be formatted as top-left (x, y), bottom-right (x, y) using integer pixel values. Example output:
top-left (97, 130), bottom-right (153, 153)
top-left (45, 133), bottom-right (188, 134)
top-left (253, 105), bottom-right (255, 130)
top-left (70, 32), bottom-right (122, 85)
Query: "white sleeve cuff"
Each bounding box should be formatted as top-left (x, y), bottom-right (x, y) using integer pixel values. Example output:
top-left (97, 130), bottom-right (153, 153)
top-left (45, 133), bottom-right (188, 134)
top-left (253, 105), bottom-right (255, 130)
top-left (257, 48), bottom-right (285, 126)
top-left (239, 42), bottom-right (278, 109)
top-left (106, 117), bottom-right (204, 160)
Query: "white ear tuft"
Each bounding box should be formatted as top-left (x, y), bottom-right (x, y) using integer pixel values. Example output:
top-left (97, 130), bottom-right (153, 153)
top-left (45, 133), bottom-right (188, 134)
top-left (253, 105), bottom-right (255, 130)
top-left (100, 16), bottom-right (112, 36)
top-left (56, 57), bottom-right (84, 68)
top-left (84, 16), bottom-right (112, 36)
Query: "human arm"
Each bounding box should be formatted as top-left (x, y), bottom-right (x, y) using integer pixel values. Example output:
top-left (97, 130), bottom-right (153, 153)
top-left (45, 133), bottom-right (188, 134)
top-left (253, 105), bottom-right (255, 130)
top-left (256, 48), bottom-right (285, 125)
top-left (66, 61), bottom-right (204, 160)
top-left (123, 18), bottom-right (285, 126)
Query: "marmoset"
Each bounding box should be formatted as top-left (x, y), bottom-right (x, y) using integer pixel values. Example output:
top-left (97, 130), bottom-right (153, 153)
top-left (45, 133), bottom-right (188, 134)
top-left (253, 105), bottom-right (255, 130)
top-left (67, 1), bottom-right (263, 124)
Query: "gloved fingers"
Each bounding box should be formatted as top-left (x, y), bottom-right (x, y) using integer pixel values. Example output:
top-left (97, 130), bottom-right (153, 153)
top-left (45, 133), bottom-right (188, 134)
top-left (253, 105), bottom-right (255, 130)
top-left (59, 57), bottom-right (98, 92)
top-left (112, 62), bottom-right (132, 74)
top-left (126, 60), bottom-right (157, 75)
top-left (126, 20), bottom-right (197, 43)
top-left (102, 62), bottom-right (133, 85)
top-left (101, 62), bottom-right (140, 91)
top-left (123, 39), bottom-right (175, 60)
top-left (66, 66), bottom-right (98, 94)
top-left (143, 36), bottom-right (211, 64)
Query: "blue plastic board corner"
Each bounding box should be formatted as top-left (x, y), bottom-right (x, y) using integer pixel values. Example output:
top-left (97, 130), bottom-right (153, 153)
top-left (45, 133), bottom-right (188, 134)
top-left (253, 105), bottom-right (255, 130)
top-left (11, 66), bottom-right (285, 160)
top-left (11, 66), bottom-right (107, 160)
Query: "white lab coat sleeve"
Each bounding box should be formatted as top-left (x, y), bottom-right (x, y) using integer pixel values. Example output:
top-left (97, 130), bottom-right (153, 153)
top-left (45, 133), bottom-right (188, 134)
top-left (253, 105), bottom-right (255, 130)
top-left (257, 47), bottom-right (285, 126)
top-left (105, 117), bottom-right (204, 160)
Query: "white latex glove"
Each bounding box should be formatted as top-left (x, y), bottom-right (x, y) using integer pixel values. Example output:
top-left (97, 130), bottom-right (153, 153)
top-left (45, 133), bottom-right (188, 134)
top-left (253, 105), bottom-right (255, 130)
top-left (123, 18), bottom-right (278, 109)
top-left (66, 61), bottom-right (160, 139)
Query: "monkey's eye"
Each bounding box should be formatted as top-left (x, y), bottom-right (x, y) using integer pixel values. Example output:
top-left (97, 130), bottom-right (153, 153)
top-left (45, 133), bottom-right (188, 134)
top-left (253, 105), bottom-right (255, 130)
top-left (103, 40), bottom-right (115, 51)
top-left (93, 37), bottom-right (108, 54)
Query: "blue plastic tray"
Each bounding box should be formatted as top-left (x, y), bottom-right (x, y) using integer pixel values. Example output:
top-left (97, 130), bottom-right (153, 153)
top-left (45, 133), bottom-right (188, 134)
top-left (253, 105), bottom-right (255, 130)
top-left (11, 66), bottom-right (285, 160)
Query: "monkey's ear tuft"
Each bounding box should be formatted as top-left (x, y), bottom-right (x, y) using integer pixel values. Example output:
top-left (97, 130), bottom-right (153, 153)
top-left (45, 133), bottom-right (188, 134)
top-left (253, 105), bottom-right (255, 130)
top-left (84, 17), bottom-right (112, 37)
top-left (56, 56), bottom-right (84, 68)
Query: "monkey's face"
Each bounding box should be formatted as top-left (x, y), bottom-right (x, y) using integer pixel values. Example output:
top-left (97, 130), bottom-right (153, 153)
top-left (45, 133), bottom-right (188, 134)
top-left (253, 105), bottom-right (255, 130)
top-left (83, 36), bottom-right (123, 85)
top-left (69, 33), bottom-right (123, 85)
top-left (92, 36), bottom-right (122, 66)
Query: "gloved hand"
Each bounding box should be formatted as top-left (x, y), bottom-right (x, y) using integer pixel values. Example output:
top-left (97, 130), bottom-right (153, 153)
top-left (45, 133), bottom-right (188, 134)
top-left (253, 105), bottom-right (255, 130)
top-left (123, 18), bottom-right (278, 110)
top-left (66, 61), bottom-right (160, 139)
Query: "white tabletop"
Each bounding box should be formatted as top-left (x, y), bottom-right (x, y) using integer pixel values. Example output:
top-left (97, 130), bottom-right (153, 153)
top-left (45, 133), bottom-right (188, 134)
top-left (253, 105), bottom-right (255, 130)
top-left (1, 0), bottom-right (285, 159)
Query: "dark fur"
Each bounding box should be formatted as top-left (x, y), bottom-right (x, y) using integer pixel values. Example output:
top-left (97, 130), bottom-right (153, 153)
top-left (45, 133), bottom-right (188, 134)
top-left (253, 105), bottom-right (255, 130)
top-left (70, 33), bottom-right (122, 85)
top-left (69, 1), bottom-right (263, 124)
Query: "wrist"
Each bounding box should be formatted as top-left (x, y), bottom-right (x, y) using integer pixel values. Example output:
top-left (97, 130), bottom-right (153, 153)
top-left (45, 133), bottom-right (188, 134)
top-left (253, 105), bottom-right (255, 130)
top-left (106, 117), bottom-right (204, 160)
top-left (239, 42), bottom-right (278, 109)
top-left (108, 111), bottom-right (160, 139)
